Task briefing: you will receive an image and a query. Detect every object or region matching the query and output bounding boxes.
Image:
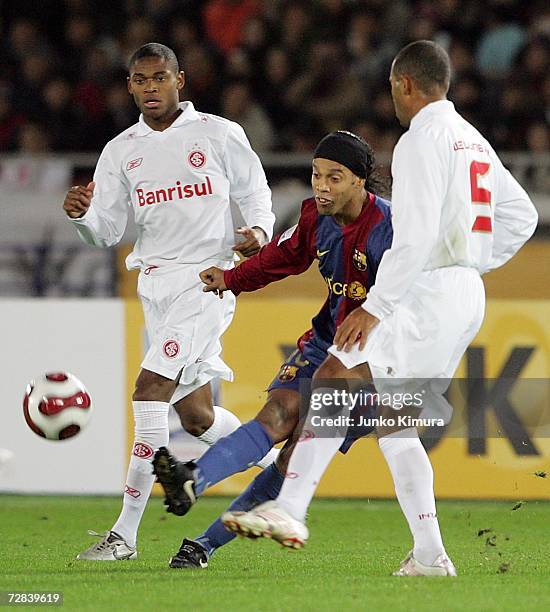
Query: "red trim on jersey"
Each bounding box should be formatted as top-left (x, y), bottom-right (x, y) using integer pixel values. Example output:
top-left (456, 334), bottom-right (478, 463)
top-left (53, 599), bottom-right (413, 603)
top-left (297, 329), bottom-right (314, 352)
top-left (472, 216), bottom-right (492, 233)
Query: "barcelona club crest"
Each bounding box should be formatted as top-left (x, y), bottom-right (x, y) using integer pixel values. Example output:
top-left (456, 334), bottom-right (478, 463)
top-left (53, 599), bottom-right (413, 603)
top-left (353, 248), bottom-right (368, 271)
top-left (278, 365), bottom-right (299, 382)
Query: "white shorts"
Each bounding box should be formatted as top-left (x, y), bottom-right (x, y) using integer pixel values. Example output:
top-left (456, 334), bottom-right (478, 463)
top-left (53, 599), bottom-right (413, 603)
top-left (137, 262), bottom-right (236, 403)
top-left (329, 267), bottom-right (485, 392)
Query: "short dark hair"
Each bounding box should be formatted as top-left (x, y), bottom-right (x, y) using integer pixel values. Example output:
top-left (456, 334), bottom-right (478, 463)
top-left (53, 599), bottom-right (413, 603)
top-left (128, 43), bottom-right (179, 73)
top-left (392, 40), bottom-right (451, 95)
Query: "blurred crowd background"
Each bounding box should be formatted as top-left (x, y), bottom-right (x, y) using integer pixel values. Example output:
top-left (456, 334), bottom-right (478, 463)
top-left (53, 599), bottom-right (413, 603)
top-left (1, 0), bottom-right (549, 158)
top-left (0, 0), bottom-right (549, 297)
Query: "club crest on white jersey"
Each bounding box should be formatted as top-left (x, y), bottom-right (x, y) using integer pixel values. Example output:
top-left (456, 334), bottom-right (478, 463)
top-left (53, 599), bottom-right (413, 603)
top-left (186, 139), bottom-right (209, 169)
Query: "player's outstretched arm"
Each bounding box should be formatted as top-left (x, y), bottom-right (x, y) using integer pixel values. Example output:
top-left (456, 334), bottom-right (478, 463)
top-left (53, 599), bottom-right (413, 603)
top-left (63, 182), bottom-right (95, 219)
top-left (208, 200), bottom-right (317, 298)
top-left (200, 267), bottom-right (228, 298)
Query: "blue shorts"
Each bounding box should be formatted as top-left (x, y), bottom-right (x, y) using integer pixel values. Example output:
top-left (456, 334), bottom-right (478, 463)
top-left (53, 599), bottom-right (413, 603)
top-left (268, 349), bottom-right (376, 454)
top-left (268, 349), bottom-right (319, 393)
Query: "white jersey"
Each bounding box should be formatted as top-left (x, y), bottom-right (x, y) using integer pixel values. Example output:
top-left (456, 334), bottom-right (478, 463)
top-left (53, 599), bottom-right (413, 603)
top-left (363, 100), bottom-right (538, 320)
top-left (70, 102), bottom-right (275, 270)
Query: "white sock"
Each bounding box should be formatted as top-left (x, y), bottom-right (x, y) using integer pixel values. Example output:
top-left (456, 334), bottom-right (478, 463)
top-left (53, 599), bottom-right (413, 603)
top-left (112, 401), bottom-right (169, 547)
top-left (378, 428), bottom-right (445, 566)
top-left (277, 436), bottom-right (343, 522)
top-left (256, 447), bottom-right (280, 470)
top-left (277, 387), bottom-right (347, 522)
top-left (196, 404), bottom-right (279, 469)
top-left (196, 405), bottom-right (241, 444)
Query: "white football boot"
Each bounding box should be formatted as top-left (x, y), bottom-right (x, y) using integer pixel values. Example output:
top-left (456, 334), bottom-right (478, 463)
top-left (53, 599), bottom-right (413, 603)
top-left (393, 550), bottom-right (457, 576)
top-left (76, 530), bottom-right (137, 561)
top-left (222, 501), bottom-right (309, 549)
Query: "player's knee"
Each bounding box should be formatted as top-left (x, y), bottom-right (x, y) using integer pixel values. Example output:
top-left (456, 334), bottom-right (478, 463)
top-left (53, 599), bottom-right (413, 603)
top-left (132, 369), bottom-right (175, 402)
top-left (172, 386), bottom-right (215, 436)
top-left (312, 355), bottom-right (347, 381)
top-left (256, 394), bottom-right (300, 443)
top-left (177, 403), bottom-right (215, 437)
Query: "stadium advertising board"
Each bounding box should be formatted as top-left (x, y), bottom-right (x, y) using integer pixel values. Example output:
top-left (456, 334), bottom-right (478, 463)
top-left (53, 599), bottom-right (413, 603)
top-left (1, 300), bottom-right (127, 494)
top-left (218, 298), bottom-right (550, 499)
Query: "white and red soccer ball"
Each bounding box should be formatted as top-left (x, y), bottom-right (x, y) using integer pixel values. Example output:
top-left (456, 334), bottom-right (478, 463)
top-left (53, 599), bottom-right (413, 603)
top-left (23, 373), bottom-right (92, 440)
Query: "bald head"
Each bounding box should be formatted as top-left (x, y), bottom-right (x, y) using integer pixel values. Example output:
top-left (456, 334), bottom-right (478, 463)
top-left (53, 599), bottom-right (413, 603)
top-left (392, 40), bottom-right (451, 96)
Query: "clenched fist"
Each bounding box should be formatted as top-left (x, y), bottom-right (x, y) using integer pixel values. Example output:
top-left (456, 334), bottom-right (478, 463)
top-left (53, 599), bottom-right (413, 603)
top-left (63, 182), bottom-right (95, 219)
top-left (199, 266), bottom-right (228, 298)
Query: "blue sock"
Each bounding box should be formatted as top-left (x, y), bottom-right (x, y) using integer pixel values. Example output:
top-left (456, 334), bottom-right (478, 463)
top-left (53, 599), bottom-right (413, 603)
top-left (195, 463), bottom-right (284, 556)
top-left (194, 420), bottom-right (273, 495)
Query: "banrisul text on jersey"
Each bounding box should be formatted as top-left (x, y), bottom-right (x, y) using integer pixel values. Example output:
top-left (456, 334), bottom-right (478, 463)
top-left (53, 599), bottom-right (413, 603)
top-left (136, 177), bottom-right (213, 206)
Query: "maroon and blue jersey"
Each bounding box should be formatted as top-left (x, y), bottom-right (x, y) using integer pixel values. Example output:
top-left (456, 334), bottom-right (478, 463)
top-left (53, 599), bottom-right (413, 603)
top-left (224, 192), bottom-right (393, 367)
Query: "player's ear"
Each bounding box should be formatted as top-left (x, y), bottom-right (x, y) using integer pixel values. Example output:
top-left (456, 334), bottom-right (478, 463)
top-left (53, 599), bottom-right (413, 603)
top-left (402, 75), bottom-right (413, 96)
top-left (177, 70), bottom-right (185, 90)
top-left (127, 76), bottom-right (133, 95)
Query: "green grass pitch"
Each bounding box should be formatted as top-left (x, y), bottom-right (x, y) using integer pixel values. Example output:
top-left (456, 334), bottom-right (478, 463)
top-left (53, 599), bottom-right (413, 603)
top-left (1, 496), bottom-right (549, 611)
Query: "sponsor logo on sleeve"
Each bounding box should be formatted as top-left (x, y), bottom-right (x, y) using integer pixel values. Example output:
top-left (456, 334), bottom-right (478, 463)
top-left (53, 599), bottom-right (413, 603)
top-left (126, 157), bottom-right (143, 171)
top-left (277, 224), bottom-right (298, 246)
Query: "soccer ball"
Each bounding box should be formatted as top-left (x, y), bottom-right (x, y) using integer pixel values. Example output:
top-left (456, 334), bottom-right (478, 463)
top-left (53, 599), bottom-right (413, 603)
top-left (23, 373), bottom-right (92, 440)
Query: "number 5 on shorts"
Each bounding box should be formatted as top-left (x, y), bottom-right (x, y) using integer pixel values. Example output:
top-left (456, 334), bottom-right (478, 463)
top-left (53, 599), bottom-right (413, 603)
top-left (470, 160), bottom-right (492, 233)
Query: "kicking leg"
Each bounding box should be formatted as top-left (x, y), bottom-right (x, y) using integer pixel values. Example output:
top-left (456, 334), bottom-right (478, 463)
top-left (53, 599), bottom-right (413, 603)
top-left (173, 382), bottom-right (278, 468)
top-left (153, 389), bottom-right (301, 515)
top-left (169, 461), bottom-right (285, 568)
top-left (170, 430), bottom-right (303, 568)
top-left (227, 356), bottom-right (368, 547)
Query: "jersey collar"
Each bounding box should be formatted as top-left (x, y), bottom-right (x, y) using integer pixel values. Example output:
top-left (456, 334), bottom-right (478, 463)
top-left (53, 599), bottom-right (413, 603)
top-left (328, 192), bottom-right (376, 231)
top-left (410, 100), bottom-right (455, 130)
top-left (136, 101), bottom-right (201, 135)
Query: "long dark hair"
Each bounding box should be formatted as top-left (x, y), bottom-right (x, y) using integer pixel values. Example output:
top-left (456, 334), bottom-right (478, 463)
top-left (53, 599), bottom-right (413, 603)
top-left (362, 137), bottom-right (390, 199)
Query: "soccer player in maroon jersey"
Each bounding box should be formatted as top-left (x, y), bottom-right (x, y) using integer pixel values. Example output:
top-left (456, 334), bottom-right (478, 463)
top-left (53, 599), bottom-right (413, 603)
top-left (152, 131), bottom-right (393, 568)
